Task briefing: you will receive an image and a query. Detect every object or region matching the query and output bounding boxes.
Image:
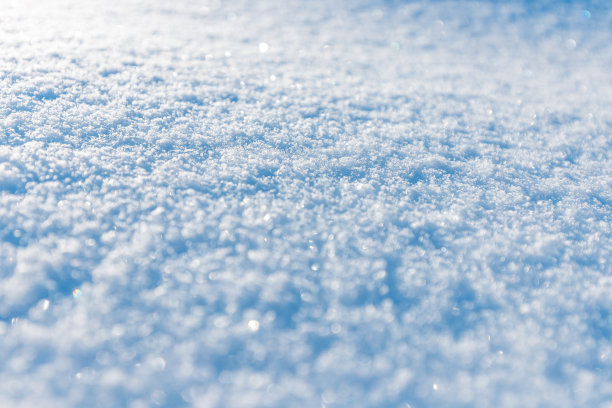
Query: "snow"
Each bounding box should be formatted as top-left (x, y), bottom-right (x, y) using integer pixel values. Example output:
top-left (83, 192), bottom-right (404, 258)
top-left (1, 0), bottom-right (611, 406)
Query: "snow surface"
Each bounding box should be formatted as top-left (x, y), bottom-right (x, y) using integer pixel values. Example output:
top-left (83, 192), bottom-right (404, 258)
top-left (1, 0), bottom-right (611, 406)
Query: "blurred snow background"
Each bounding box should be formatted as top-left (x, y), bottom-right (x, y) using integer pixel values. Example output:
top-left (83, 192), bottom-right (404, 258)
top-left (1, 0), bottom-right (611, 406)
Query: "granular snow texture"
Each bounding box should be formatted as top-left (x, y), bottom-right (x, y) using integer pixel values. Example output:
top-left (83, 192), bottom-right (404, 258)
top-left (1, 0), bottom-right (611, 407)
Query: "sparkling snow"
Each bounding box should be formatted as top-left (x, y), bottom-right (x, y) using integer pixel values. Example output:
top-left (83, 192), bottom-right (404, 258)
top-left (1, 0), bottom-right (611, 407)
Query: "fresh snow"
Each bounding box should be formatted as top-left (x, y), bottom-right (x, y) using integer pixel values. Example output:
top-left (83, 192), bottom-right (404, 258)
top-left (1, 0), bottom-right (611, 407)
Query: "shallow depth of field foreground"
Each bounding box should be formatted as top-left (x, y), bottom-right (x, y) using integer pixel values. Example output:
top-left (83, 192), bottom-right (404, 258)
top-left (1, 0), bottom-right (611, 406)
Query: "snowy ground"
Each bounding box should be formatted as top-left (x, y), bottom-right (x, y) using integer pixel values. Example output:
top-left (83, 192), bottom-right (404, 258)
top-left (1, 0), bottom-right (611, 406)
